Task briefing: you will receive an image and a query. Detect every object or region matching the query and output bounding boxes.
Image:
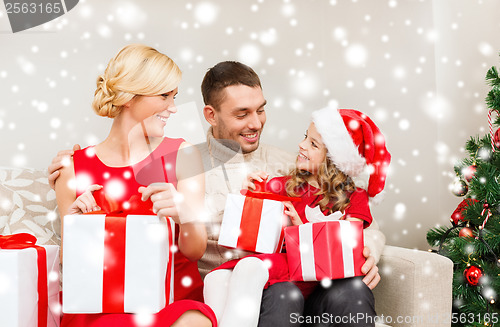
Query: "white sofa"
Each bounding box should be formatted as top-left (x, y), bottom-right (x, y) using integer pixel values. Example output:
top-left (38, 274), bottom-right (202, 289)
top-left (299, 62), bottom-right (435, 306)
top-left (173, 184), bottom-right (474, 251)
top-left (0, 167), bottom-right (453, 327)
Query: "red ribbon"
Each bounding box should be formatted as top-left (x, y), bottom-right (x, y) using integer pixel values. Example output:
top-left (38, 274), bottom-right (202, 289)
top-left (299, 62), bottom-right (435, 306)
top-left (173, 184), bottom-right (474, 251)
top-left (84, 192), bottom-right (155, 313)
top-left (93, 189), bottom-right (154, 215)
top-left (101, 216), bottom-right (127, 312)
top-left (0, 233), bottom-right (48, 327)
top-left (236, 197), bottom-right (264, 252)
top-left (240, 177), bottom-right (302, 202)
top-left (240, 189), bottom-right (302, 202)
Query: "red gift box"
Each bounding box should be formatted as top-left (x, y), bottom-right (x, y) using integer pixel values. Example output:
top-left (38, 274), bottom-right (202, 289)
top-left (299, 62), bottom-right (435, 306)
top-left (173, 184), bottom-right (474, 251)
top-left (285, 221), bottom-right (365, 281)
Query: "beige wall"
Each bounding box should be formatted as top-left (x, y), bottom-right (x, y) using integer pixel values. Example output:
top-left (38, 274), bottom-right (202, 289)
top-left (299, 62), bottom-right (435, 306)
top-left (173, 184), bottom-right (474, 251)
top-left (1, 0), bottom-right (500, 250)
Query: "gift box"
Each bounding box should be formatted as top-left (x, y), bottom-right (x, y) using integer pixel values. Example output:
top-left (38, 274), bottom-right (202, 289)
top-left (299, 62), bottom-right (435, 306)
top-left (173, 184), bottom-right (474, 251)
top-left (285, 221), bottom-right (365, 281)
top-left (62, 213), bottom-right (175, 314)
top-left (218, 193), bottom-right (287, 254)
top-left (0, 233), bottom-right (60, 327)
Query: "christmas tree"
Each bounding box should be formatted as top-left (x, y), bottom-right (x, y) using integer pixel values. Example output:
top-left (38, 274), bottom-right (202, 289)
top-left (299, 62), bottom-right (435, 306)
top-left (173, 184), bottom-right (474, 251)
top-left (427, 56), bottom-right (500, 327)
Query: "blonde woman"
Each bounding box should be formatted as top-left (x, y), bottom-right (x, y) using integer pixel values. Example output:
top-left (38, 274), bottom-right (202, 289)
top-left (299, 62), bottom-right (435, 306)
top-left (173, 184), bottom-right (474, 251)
top-left (55, 44), bottom-right (216, 327)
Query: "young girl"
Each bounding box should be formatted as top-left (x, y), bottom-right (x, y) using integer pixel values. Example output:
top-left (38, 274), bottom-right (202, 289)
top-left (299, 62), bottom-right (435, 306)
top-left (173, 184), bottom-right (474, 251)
top-left (203, 106), bottom-right (391, 326)
top-left (55, 44), bottom-right (216, 327)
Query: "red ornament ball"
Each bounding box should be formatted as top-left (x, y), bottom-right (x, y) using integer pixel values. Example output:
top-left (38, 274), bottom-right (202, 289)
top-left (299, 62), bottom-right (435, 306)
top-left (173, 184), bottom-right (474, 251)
top-left (463, 265), bottom-right (483, 286)
top-left (459, 227), bottom-right (474, 238)
top-left (495, 128), bottom-right (500, 149)
top-left (463, 165), bottom-right (477, 182)
top-left (451, 212), bottom-right (461, 226)
top-left (450, 199), bottom-right (479, 226)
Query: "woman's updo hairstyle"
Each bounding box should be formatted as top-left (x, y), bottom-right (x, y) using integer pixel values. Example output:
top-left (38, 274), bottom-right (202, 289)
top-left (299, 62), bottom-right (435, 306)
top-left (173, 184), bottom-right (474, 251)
top-left (92, 44), bottom-right (182, 118)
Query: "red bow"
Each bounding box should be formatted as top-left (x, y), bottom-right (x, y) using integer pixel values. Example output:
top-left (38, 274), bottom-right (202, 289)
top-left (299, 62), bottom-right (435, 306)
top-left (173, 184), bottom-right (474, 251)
top-left (91, 189), bottom-right (155, 216)
top-left (0, 233), bottom-right (48, 327)
top-left (240, 179), bottom-right (302, 202)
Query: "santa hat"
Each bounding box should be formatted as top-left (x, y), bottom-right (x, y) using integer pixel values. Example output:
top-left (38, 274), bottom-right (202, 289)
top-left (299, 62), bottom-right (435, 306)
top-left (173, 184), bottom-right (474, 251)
top-left (311, 105), bottom-right (391, 201)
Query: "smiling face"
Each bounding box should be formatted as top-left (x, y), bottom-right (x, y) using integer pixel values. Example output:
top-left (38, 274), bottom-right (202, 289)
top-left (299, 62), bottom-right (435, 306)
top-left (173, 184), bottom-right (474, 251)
top-left (210, 85), bottom-right (266, 154)
top-left (296, 122), bottom-right (327, 175)
top-left (128, 87), bottom-right (179, 138)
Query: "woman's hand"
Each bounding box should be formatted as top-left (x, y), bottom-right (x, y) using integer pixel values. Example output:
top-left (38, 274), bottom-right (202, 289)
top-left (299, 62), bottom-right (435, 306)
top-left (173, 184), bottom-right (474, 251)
top-left (140, 142), bottom-right (207, 261)
top-left (67, 184), bottom-right (102, 214)
top-left (242, 171), bottom-right (269, 190)
top-left (283, 201), bottom-right (302, 225)
top-left (139, 183), bottom-right (183, 224)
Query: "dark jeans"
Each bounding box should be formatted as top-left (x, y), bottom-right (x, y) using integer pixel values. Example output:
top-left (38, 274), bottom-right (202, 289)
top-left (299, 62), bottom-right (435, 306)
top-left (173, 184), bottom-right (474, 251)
top-left (258, 277), bottom-right (376, 327)
top-left (303, 277), bottom-right (376, 327)
top-left (258, 282), bottom-right (304, 327)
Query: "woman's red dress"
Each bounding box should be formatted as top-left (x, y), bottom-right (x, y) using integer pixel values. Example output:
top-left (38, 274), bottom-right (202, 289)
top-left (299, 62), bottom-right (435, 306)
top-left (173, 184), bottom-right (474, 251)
top-left (61, 137), bottom-right (216, 326)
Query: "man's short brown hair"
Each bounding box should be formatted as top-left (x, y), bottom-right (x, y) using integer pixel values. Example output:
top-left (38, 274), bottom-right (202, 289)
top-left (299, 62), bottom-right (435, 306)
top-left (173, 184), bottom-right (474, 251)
top-left (201, 61), bottom-right (262, 110)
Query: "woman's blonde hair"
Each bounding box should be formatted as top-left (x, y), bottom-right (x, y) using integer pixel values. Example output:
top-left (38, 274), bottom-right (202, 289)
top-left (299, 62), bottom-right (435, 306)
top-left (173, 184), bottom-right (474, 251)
top-left (285, 155), bottom-right (356, 214)
top-left (92, 44), bottom-right (182, 118)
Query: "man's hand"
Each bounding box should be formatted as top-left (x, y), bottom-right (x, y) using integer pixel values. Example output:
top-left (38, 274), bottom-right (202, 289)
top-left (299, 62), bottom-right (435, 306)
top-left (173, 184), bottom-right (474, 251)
top-left (242, 171), bottom-right (269, 190)
top-left (139, 183), bottom-right (183, 224)
top-left (361, 246), bottom-right (380, 290)
top-left (48, 144), bottom-right (81, 190)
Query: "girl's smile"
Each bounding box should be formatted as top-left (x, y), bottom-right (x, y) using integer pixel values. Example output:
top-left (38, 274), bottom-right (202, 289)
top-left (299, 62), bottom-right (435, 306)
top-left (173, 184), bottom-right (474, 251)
top-left (296, 122), bottom-right (327, 175)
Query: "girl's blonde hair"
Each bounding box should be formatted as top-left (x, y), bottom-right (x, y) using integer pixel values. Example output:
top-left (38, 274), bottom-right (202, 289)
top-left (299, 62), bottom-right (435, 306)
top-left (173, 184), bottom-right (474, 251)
top-left (285, 155), bottom-right (356, 214)
top-left (92, 44), bottom-right (182, 118)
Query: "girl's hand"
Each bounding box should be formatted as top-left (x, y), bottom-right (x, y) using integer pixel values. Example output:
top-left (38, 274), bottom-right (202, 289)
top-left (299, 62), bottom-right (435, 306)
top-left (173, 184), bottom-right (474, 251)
top-left (68, 184), bottom-right (102, 214)
top-left (284, 201), bottom-right (302, 225)
top-left (139, 183), bottom-right (183, 224)
top-left (242, 171), bottom-right (269, 190)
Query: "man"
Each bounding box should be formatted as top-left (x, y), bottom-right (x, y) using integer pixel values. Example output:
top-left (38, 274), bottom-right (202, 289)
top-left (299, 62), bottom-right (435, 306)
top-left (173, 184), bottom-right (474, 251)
top-left (49, 61), bottom-right (384, 326)
top-left (197, 62), bottom-right (382, 327)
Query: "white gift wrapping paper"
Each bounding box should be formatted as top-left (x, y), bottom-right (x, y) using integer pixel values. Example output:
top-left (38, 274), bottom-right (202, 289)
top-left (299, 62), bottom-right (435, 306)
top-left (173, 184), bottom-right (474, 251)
top-left (62, 214), bottom-right (174, 314)
top-left (218, 193), bottom-right (285, 253)
top-left (0, 244), bottom-right (60, 327)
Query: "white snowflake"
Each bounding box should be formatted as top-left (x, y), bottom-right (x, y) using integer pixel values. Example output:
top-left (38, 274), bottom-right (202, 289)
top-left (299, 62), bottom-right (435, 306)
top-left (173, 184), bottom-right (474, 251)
top-left (393, 203), bottom-right (406, 220)
top-left (238, 43), bottom-right (261, 65)
top-left (194, 2), bottom-right (219, 25)
top-left (345, 44), bottom-right (368, 67)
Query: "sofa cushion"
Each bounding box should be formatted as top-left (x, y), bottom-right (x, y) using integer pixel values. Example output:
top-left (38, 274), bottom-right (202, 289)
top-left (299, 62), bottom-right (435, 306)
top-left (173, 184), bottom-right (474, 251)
top-left (0, 167), bottom-right (60, 245)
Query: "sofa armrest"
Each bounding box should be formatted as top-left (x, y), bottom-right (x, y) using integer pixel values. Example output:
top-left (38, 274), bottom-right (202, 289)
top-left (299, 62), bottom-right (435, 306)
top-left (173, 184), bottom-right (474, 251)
top-left (0, 167), bottom-right (60, 245)
top-left (372, 245), bottom-right (453, 327)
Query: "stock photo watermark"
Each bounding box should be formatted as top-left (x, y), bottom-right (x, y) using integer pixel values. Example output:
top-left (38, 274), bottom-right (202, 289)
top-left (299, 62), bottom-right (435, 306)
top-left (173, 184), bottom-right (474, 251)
top-left (2, 0), bottom-right (79, 33)
top-left (290, 312), bottom-right (499, 325)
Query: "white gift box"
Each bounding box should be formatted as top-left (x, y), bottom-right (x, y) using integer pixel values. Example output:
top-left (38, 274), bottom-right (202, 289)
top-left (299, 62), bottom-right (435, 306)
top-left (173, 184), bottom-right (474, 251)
top-left (218, 193), bottom-right (286, 254)
top-left (62, 214), bottom-right (175, 314)
top-left (0, 244), bottom-right (60, 327)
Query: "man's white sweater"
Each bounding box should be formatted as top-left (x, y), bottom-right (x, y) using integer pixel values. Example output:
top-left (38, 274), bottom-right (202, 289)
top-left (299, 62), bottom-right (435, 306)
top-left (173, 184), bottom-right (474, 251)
top-left (197, 128), bottom-right (385, 278)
